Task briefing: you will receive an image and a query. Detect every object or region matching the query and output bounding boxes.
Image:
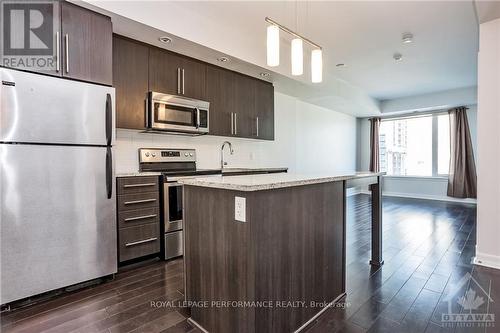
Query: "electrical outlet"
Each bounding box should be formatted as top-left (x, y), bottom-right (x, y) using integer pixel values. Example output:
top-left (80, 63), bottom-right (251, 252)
top-left (235, 196), bottom-right (246, 222)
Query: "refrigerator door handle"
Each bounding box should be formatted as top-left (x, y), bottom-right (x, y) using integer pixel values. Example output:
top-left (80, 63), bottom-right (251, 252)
top-left (106, 147), bottom-right (112, 199)
top-left (105, 93), bottom-right (112, 146)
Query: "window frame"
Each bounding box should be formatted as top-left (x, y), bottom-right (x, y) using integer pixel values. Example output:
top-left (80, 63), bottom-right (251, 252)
top-left (379, 112), bottom-right (450, 178)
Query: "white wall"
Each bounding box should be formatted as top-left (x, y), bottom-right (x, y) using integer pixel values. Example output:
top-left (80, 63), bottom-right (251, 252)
top-left (116, 92), bottom-right (357, 175)
top-left (380, 86), bottom-right (477, 114)
top-left (357, 106), bottom-right (478, 203)
top-left (474, 18), bottom-right (500, 270)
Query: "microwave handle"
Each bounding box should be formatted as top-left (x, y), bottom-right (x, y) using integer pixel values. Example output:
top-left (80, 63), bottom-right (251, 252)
top-left (196, 108), bottom-right (200, 128)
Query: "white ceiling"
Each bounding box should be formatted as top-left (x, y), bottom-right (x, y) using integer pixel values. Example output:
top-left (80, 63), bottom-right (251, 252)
top-left (167, 0), bottom-right (479, 101)
top-left (83, 0), bottom-right (479, 116)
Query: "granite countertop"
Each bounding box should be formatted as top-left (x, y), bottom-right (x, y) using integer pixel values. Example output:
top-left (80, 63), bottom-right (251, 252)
top-left (178, 171), bottom-right (384, 192)
top-left (115, 167), bottom-right (288, 178)
top-left (115, 171), bottom-right (162, 177)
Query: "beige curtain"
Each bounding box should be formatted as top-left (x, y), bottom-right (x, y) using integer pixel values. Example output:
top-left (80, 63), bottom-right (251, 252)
top-left (447, 107), bottom-right (477, 198)
top-left (369, 118), bottom-right (381, 172)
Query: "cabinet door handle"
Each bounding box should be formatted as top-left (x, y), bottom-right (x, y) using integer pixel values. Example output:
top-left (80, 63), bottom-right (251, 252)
top-left (124, 214), bottom-right (157, 222)
top-left (234, 113), bottom-right (237, 135)
top-left (231, 113), bottom-right (234, 135)
top-left (125, 237), bottom-right (158, 247)
top-left (177, 68), bottom-right (181, 94)
top-left (64, 34), bottom-right (69, 73)
top-left (182, 68), bottom-right (185, 94)
top-left (55, 31), bottom-right (60, 72)
top-left (123, 183), bottom-right (156, 188)
top-left (124, 198), bottom-right (156, 205)
top-left (256, 116), bottom-right (259, 137)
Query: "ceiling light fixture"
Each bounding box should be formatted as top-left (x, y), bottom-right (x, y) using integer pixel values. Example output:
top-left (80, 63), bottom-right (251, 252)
top-left (158, 36), bottom-right (172, 44)
top-left (311, 49), bottom-right (323, 83)
top-left (265, 17), bottom-right (323, 83)
top-left (393, 53), bottom-right (403, 61)
top-left (291, 38), bottom-right (303, 76)
top-left (402, 33), bottom-right (413, 44)
top-left (267, 25), bottom-right (280, 67)
top-left (217, 57), bottom-right (229, 62)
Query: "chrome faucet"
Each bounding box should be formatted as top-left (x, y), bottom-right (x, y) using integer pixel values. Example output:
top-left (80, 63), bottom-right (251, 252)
top-left (220, 141), bottom-right (234, 170)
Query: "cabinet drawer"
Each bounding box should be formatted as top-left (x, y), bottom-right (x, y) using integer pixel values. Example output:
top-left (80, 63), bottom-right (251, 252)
top-left (117, 176), bottom-right (159, 195)
top-left (117, 192), bottom-right (159, 211)
top-left (118, 207), bottom-right (159, 229)
top-left (119, 223), bottom-right (160, 262)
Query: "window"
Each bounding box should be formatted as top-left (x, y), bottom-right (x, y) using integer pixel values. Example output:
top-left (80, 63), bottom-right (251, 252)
top-left (379, 114), bottom-right (450, 177)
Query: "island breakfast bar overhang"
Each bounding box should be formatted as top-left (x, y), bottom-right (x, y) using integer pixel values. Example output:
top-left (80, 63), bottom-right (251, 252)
top-left (179, 172), bottom-right (384, 333)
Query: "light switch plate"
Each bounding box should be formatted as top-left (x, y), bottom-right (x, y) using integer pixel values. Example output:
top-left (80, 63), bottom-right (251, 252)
top-left (235, 196), bottom-right (246, 222)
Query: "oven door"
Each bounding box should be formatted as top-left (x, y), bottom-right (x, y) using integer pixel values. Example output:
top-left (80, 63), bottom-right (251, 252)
top-left (164, 182), bottom-right (183, 232)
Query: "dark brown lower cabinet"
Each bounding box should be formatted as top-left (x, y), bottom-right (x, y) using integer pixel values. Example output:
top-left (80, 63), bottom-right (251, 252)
top-left (116, 176), bottom-right (160, 263)
top-left (184, 181), bottom-right (345, 333)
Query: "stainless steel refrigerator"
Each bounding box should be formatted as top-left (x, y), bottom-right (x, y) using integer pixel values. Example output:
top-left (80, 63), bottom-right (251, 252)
top-left (0, 68), bottom-right (117, 305)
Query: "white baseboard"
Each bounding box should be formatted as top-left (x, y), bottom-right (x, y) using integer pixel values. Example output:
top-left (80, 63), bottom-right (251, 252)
top-left (357, 190), bottom-right (477, 204)
top-left (473, 251), bottom-right (500, 270)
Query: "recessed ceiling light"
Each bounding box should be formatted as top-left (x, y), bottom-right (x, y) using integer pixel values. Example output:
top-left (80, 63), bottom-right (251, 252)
top-left (402, 33), bottom-right (413, 44)
top-left (158, 36), bottom-right (172, 44)
top-left (260, 72), bottom-right (271, 78)
top-left (217, 57), bottom-right (229, 62)
top-left (393, 53), bottom-right (403, 61)
top-left (336, 63), bottom-right (346, 68)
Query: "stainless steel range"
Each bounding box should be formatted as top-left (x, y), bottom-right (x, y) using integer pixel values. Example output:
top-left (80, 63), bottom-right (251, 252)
top-left (138, 148), bottom-right (219, 259)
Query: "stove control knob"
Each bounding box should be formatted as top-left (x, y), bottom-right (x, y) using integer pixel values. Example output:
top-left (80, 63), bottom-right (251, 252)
top-left (152, 153), bottom-right (156, 157)
top-left (145, 152), bottom-right (150, 157)
top-left (185, 153), bottom-right (189, 157)
top-left (189, 153), bottom-right (193, 157)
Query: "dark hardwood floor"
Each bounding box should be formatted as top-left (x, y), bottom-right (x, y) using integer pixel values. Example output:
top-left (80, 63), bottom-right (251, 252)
top-left (1, 194), bottom-right (497, 333)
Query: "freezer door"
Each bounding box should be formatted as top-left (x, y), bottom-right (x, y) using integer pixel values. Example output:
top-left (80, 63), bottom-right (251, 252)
top-left (0, 144), bottom-right (117, 304)
top-left (0, 68), bottom-right (115, 145)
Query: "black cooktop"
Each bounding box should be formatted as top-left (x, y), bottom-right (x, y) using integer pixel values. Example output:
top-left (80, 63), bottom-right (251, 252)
top-left (162, 169), bottom-right (221, 177)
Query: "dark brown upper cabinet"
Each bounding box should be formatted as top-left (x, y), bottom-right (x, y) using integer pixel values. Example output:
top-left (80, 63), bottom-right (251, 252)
top-left (113, 35), bottom-right (149, 130)
top-left (149, 47), bottom-right (206, 100)
top-left (60, 2), bottom-right (112, 85)
top-left (114, 35), bottom-right (274, 140)
top-left (2, 1), bottom-right (112, 86)
top-left (233, 73), bottom-right (257, 139)
top-left (254, 81), bottom-right (275, 140)
top-left (206, 65), bottom-right (235, 137)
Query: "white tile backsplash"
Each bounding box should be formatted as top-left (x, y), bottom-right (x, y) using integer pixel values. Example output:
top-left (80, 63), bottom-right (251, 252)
top-left (114, 92), bottom-right (357, 175)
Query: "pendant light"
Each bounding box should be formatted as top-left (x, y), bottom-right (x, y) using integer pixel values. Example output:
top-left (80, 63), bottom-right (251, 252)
top-left (265, 17), bottom-right (323, 83)
top-left (266, 25), bottom-right (280, 67)
top-left (291, 38), bottom-right (303, 76)
top-left (311, 49), bottom-right (322, 83)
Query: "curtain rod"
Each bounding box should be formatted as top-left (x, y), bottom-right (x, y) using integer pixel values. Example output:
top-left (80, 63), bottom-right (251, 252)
top-left (369, 107), bottom-right (469, 122)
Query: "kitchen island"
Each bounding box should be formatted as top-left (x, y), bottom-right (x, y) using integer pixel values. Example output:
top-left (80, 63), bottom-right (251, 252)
top-left (179, 172), bottom-right (384, 333)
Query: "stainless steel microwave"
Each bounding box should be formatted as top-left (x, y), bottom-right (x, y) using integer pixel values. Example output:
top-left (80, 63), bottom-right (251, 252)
top-left (147, 92), bottom-right (209, 134)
